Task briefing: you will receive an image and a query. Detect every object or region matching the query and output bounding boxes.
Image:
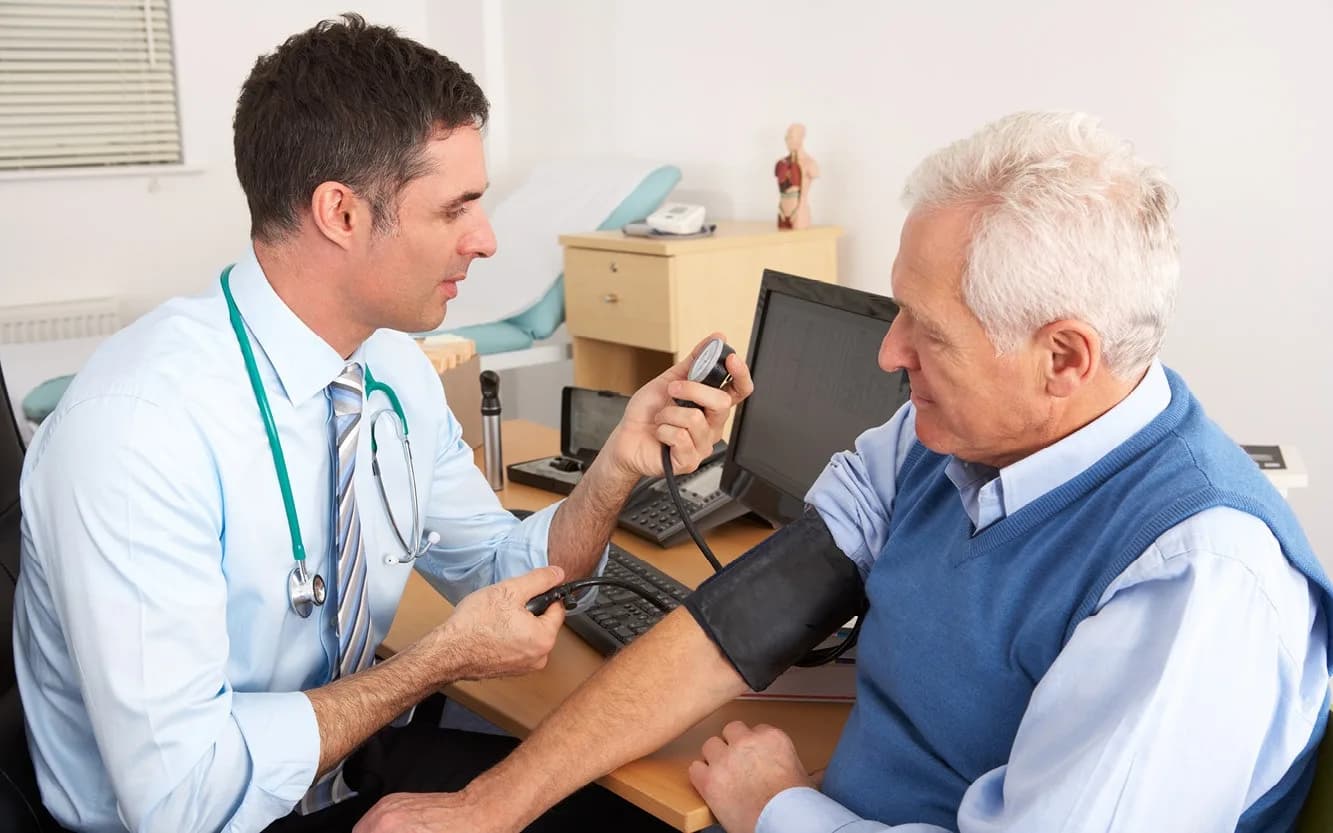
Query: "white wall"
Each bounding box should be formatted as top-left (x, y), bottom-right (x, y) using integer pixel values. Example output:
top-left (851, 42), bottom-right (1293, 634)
top-left (0, 1), bottom-right (454, 413)
top-left (0, 0), bottom-right (433, 320)
top-left (498, 0), bottom-right (1333, 559)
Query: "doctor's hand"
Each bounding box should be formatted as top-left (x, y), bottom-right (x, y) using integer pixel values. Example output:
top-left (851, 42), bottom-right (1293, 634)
top-left (603, 333), bottom-right (754, 480)
top-left (433, 566), bottom-right (567, 681)
top-left (689, 721), bottom-right (814, 833)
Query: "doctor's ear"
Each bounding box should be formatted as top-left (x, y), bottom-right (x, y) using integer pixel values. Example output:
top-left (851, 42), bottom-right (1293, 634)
top-left (309, 181), bottom-right (367, 249)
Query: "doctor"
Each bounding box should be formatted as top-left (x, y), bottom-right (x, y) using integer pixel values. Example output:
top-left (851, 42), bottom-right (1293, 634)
top-left (12, 14), bottom-right (750, 833)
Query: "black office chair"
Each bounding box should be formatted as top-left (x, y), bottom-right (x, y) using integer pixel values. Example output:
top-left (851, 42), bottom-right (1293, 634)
top-left (0, 360), bottom-right (63, 832)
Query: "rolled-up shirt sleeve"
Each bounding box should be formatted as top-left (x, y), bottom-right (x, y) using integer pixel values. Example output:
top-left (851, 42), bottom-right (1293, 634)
top-left (30, 395), bottom-right (319, 832)
top-left (413, 405), bottom-right (609, 604)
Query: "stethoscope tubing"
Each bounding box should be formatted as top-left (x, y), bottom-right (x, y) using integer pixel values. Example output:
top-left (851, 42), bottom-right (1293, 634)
top-left (369, 408), bottom-right (430, 564)
top-left (221, 267), bottom-right (431, 618)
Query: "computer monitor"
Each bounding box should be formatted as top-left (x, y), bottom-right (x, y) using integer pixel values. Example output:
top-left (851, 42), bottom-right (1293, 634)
top-left (721, 269), bottom-right (910, 526)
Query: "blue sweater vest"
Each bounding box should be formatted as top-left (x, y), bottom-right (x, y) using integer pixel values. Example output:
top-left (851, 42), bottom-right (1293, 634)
top-left (820, 370), bottom-right (1332, 831)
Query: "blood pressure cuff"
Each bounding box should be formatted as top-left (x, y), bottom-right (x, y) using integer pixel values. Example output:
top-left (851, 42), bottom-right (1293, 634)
top-left (683, 507), bottom-right (865, 691)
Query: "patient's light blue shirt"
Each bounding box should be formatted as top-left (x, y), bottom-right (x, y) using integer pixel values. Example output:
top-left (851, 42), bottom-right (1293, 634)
top-left (762, 361), bottom-right (1328, 833)
top-left (13, 249), bottom-right (589, 832)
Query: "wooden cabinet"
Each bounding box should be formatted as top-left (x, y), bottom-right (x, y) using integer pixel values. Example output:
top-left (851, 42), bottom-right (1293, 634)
top-left (561, 221), bottom-right (843, 395)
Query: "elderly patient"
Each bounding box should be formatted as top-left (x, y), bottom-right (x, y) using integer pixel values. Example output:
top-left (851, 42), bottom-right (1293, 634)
top-left (358, 111), bottom-right (1332, 833)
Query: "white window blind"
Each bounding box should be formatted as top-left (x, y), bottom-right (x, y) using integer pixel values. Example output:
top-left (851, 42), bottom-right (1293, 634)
top-left (0, 0), bottom-right (182, 171)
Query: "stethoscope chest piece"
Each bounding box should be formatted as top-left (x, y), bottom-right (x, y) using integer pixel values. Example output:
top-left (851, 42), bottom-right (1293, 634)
top-left (288, 561), bottom-right (327, 618)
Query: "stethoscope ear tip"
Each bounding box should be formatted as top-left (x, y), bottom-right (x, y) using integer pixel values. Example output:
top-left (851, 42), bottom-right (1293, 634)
top-left (383, 530), bottom-right (440, 566)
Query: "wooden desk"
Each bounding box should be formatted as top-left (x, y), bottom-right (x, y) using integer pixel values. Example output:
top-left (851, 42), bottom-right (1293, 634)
top-left (381, 419), bottom-right (851, 831)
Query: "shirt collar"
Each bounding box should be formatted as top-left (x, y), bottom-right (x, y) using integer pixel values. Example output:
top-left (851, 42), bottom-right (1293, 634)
top-left (945, 457), bottom-right (999, 495)
top-left (996, 359), bottom-right (1171, 516)
top-left (944, 456), bottom-right (1003, 530)
top-left (224, 245), bottom-right (357, 406)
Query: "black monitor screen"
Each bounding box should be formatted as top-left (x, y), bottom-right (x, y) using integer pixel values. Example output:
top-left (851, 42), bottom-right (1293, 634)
top-left (722, 271), bottom-right (910, 525)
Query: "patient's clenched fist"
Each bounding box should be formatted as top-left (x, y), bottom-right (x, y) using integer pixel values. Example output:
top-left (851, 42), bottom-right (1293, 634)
top-left (689, 721), bottom-right (813, 833)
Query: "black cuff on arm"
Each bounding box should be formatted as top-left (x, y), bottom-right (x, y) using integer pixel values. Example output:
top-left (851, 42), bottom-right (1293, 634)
top-left (682, 507), bottom-right (866, 691)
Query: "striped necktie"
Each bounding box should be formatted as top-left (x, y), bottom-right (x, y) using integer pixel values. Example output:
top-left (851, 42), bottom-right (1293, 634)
top-left (298, 361), bottom-right (376, 814)
top-left (331, 362), bottom-right (375, 677)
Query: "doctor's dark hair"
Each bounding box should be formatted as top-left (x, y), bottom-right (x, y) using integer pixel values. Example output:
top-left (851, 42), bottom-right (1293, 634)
top-left (233, 13), bottom-right (489, 243)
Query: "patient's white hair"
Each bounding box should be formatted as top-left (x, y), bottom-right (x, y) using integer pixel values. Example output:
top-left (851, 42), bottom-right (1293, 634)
top-left (903, 111), bottom-right (1179, 378)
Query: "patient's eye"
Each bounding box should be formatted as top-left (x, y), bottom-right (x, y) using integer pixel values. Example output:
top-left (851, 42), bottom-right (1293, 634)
top-left (912, 316), bottom-right (950, 348)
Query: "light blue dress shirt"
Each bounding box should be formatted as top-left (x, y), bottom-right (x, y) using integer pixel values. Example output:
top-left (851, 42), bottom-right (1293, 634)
top-left (13, 249), bottom-right (597, 833)
top-left (760, 361), bottom-right (1329, 833)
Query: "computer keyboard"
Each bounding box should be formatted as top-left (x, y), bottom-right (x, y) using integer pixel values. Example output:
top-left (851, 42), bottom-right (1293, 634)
top-left (564, 543), bottom-right (692, 656)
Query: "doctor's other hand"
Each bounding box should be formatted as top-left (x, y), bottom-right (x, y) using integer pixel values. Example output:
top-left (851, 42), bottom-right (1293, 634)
top-left (689, 721), bottom-right (814, 833)
top-left (433, 565), bottom-right (567, 681)
top-left (604, 333), bottom-right (754, 479)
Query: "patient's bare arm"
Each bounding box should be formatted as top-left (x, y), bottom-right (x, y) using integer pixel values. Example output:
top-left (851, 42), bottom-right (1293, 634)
top-left (354, 608), bottom-right (747, 833)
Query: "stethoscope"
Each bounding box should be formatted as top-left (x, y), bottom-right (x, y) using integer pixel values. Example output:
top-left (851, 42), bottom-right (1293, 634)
top-left (220, 266), bottom-right (439, 618)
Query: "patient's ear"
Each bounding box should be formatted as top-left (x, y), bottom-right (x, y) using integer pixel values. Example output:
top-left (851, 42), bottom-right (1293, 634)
top-left (1037, 319), bottom-right (1100, 398)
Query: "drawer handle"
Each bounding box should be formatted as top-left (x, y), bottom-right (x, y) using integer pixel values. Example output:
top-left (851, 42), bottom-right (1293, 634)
top-left (602, 293), bottom-right (619, 304)
top-left (609, 261), bottom-right (619, 273)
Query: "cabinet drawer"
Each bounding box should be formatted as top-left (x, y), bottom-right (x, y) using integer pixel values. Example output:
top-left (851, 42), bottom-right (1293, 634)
top-left (564, 248), bottom-right (673, 351)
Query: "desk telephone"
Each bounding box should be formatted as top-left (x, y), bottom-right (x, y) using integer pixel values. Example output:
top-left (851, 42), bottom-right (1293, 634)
top-left (511, 384), bottom-right (749, 548)
top-left (617, 450), bottom-right (748, 547)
